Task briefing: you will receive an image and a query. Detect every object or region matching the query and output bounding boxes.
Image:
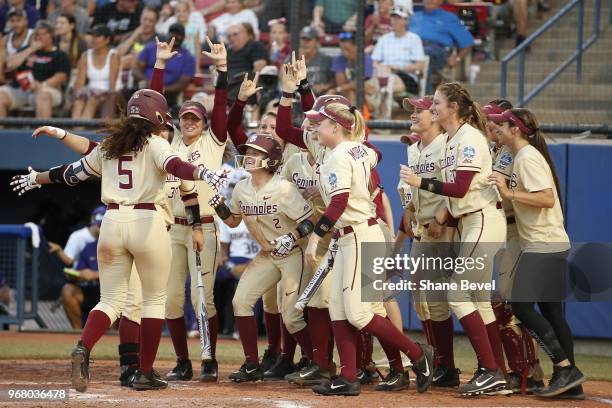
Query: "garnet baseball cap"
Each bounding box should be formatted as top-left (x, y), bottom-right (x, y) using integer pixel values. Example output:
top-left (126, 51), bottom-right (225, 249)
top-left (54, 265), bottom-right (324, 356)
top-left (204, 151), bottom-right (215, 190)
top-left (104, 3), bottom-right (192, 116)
top-left (488, 110), bottom-right (535, 135)
top-left (306, 104), bottom-right (354, 131)
top-left (90, 205), bottom-right (106, 225)
top-left (402, 96), bottom-right (432, 112)
top-left (400, 133), bottom-right (421, 145)
top-left (390, 5), bottom-right (411, 18)
top-left (179, 100), bottom-right (207, 121)
top-left (300, 26), bottom-right (320, 40)
top-left (483, 102), bottom-right (506, 117)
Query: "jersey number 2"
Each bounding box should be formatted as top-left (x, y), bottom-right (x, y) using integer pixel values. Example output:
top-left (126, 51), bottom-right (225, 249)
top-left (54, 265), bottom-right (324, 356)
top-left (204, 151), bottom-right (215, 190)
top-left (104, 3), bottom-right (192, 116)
top-left (118, 156), bottom-right (133, 189)
top-left (273, 218), bottom-right (281, 229)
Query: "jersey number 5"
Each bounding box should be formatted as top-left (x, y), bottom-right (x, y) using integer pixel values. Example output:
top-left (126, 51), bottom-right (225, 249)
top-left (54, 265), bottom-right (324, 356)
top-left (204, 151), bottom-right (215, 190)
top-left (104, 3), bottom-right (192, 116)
top-left (118, 155), bottom-right (133, 189)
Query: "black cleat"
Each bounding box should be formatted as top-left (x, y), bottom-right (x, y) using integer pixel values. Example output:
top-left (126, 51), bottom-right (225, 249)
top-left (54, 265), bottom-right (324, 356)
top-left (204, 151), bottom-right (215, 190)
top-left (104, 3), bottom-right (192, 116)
top-left (375, 368), bottom-right (409, 392)
top-left (200, 359), bottom-right (218, 382)
top-left (506, 371), bottom-right (543, 394)
top-left (264, 358), bottom-right (295, 381)
top-left (286, 363), bottom-right (332, 385)
top-left (229, 361), bottom-right (264, 383)
top-left (535, 365), bottom-right (586, 398)
top-left (312, 375), bottom-right (360, 396)
top-left (261, 348), bottom-right (280, 373)
top-left (554, 384), bottom-right (585, 400)
top-left (411, 343), bottom-right (434, 393)
top-left (459, 367), bottom-right (507, 396)
top-left (166, 358), bottom-right (193, 381)
top-left (131, 369), bottom-right (168, 390)
top-left (294, 356), bottom-right (310, 372)
top-left (120, 365), bottom-right (138, 387)
top-left (356, 367), bottom-right (379, 385)
top-left (70, 340), bottom-right (90, 393)
top-left (433, 366), bottom-right (460, 387)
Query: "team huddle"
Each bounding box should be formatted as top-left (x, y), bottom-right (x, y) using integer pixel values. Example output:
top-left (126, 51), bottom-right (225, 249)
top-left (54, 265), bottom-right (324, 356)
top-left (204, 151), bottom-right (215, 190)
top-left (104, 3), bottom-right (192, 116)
top-left (10, 36), bottom-right (586, 400)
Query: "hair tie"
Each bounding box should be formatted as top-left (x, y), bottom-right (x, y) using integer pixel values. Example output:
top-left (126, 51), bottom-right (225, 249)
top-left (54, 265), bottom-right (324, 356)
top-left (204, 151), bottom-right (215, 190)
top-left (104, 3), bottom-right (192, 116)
top-left (348, 105), bottom-right (357, 114)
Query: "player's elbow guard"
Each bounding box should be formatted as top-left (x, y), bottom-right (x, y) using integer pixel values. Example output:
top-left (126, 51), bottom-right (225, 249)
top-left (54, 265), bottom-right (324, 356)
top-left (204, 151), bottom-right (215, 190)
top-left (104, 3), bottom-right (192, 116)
top-left (49, 159), bottom-right (92, 186)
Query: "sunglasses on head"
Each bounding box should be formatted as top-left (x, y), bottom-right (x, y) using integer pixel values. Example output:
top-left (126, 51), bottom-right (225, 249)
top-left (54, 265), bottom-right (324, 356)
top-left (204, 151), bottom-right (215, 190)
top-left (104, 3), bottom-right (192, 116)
top-left (339, 32), bottom-right (355, 41)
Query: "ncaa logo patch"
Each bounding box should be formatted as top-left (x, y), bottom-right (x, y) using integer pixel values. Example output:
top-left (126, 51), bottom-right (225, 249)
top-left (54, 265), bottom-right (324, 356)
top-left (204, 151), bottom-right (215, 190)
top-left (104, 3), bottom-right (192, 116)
top-left (463, 146), bottom-right (476, 159)
top-left (328, 172), bottom-right (338, 189)
top-left (500, 153), bottom-right (513, 166)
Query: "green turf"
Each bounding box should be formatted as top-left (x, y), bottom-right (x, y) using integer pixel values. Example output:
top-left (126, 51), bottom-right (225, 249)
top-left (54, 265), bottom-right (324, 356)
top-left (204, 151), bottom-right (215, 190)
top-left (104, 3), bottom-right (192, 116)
top-left (1, 333), bottom-right (611, 382)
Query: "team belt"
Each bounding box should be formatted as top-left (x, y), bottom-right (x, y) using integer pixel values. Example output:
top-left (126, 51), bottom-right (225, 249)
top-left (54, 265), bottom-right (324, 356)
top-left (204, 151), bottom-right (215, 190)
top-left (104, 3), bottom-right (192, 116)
top-left (174, 216), bottom-right (215, 225)
top-left (496, 202), bottom-right (502, 209)
top-left (506, 216), bottom-right (516, 225)
top-left (460, 202), bottom-right (503, 218)
top-left (106, 203), bottom-right (156, 210)
top-left (334, 218), bottom-right (378, 238)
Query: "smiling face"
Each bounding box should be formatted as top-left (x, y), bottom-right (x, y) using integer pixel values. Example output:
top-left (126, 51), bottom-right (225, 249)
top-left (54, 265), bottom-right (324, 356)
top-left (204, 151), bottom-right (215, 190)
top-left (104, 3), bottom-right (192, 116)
top-left (179, 112), bottom-right (204, 138)
top-left (410, 107), bottom-right (435, 134)
top-left (486, 118), bottom-right (499, 143)
top-left (243, 147), bottom-right (267, 172)
top-left (55, 15), bottom-right (71, 37)
top-left (494, 121), bottom-right (516, 146)
top-left (312, 118), bottom-right (340, 147)
top-left (431, 90), bottom-right (455, 125)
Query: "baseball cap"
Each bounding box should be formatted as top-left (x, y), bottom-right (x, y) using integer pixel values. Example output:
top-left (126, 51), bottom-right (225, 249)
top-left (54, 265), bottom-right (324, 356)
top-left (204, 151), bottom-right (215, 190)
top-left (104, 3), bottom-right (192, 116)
top-left (390, 5), bottom-right (411, 18)
top-left (7, 7), bottom-right (26, 18)
top-left (260, 65), bottom-right (279, 77)
top-left (402, 96), bottom-right (433, 112)
top-left (90, 205), bottom-right (106, 225)
top-left (168, 22), bottom-right (185, 36)
top-left (300, 26), bottom-right (320, 40)
top-left (488, 110), bottom-right (535, 135)
top-left (306, 104), bottom-right (354, 131)
top-left (482, 102), bottom-right (505, 117)
top-left (88, 24), bottom-right (111, 38)
top-left (400, 133), bottom-right (421, 145)
top-left (179, 100), bottom-right (207, 121)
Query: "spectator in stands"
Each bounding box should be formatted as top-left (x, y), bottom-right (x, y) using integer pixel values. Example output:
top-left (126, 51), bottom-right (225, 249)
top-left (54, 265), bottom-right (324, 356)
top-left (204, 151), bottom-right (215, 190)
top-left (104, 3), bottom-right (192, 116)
top-left (134, 22), bottom-right (195, 108)
top-left (158, 0), bottom-right (206, 73)
top-left (512, 0), bottom-right (529, 47)
top-left (409, 0), bottom-right (474, 91)
top-left (0, 21), bottom-right (70, 118)
top-left (267, 17), bottom-right (289, 68)
top-left (55, 13), bottom-right (88, 68)
top-left (71, 24), bottom-right (119, 119)
top-left (92, 0), bottom-right (143, 44)
top-left (312, 0), bottom-right (359, 34)
top-left (47, 0), bottom-right (89, 34)
top-left (332, 31), bottom-right (377, 109)
top-left (258, 0), bottom-right (310, 34)
top-left (0, 0), bottom-right (39, 33)
top-left (226, 22), bottom-right (267, 86)
top-left (288, 26), bottom-right (334, 95)
top-left (60, 207), bottom-right (105, 329)
top-left (371, 6), bottom-right (424, 95)
top-left (115, 5), bottom-right (158, 71)
top-left (365, 0), bottom-right (393, 47)
top-left (209, 0), bottom-right (259, 43)
top-left (0, 8), bottom-right (33, 84)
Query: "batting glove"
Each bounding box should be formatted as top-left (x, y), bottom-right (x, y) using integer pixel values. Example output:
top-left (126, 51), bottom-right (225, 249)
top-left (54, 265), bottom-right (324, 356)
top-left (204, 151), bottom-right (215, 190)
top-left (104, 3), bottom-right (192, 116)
top-left (270, 232), bottom-right (296, 258)
top-left (198, 165), bottom-right (228, 192)
top-left (11, 166), bottom-right (41, 196)
top-left (208, 192), bottom-right (224, 208)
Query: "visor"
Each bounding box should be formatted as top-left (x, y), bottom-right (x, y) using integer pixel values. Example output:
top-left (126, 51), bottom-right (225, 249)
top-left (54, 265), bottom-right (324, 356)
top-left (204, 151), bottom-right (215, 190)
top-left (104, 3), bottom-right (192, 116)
top-left (488, 110), bottom-right (535, 135)
top-left (402, 97), bottom-right (432, 111)
top-left (305, 105), bottom-right (354, 131)
top-left (483, 103), bottom-right (505, 117)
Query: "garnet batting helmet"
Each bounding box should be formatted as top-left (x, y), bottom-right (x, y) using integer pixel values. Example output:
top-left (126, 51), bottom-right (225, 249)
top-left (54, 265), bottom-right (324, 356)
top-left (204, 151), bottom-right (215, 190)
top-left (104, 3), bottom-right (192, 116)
top-left (127, 89), bottom-right (169, 130)
top-left (238, 133), bottom-right (283, 173)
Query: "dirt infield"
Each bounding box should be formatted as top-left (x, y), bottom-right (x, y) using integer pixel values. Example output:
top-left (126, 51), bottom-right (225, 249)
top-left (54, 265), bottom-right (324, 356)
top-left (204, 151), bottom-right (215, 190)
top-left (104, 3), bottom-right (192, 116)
top-left (1, 333), bottom-right (612, 407)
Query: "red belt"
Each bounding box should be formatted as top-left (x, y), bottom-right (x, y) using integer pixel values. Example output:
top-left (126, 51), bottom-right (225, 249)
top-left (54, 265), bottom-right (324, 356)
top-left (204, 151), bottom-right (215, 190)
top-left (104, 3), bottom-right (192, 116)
top-left (506, 216), bottom-right (516, 225)
top-left (335, 218), bottom-right (378, 238)
top-left (496, 202), bottom-right (502, 210)
top-left (174, 216), bottom-right (215, 225)
top-left (106, 203), bottom-right (156, 210)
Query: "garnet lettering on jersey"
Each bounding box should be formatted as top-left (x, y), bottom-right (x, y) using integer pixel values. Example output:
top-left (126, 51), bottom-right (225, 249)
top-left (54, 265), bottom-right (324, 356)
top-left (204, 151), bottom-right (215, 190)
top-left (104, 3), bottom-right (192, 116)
top-left (292, 173), bottom-right (317, 189)
top-left (347, 145), bottom-right (367, 160)
top-left (441, 155), bottom-right (455, 170)
top-left (410, 162), bottom-right (436, 175)
top-left (189, 150), bottom-right (201, 163)
top-left (239, 201), bottom-right (279, 215)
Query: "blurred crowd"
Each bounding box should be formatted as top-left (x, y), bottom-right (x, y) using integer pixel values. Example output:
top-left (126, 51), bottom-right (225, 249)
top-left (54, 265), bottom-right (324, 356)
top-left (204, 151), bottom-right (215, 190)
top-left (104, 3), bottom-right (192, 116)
top-left (0, 0), bottom-right (543, 120)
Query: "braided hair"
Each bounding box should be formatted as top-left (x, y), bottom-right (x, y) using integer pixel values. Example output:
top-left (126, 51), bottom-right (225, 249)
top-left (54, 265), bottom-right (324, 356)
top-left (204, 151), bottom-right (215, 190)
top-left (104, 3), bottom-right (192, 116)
top-left (436, 82), bottom-right (488, 135)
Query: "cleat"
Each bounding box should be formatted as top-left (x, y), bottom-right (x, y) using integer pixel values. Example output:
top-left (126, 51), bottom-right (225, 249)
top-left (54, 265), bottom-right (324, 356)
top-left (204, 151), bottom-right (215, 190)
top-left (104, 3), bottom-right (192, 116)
top-left (294, 356), bottom-right (310, 372)
top-left (459, 367), bottom-right (507, 396)
top-left (411, 343), bottom-right (434, 393)
top-left (506, 371), bottom-right (543, 394)
top-left (264, 358), bottom-right (295, 380)
top-left (433, 366), bottom-right (460, 387)
top-left (535, 365), bottom-right (586, 398)
top-left (70, 341), bottom-right (90, 393)
top-left (261, 348), bottom-right (279, 373)
top-left (120, 365), bottom-right (138, 387)
top-left (312, 375), bottom-right (360, 396)
top-left (200, 359), bottom-right (218, 382)
top-left (553, 384), bottom-right (585, 400)
top-left (286, 363), bottom-right (332, 386)
top-left (229, 361), bottom-right (264, 383)
top-left (166, 358), bottom-right (193, 381)
top-left (375, 368), bottom-right (409, 392)
top-left (131, 369), bottom-right (168, 390)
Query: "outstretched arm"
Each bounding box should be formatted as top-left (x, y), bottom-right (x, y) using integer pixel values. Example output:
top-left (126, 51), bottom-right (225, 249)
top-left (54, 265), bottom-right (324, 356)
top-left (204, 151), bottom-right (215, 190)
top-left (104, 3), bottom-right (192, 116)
top-left (203, 37), bottom-right (229, 142)
top-left (149, 36), bottom-right (178, 93)
top-left (32, 126), bottom-right (96, 155)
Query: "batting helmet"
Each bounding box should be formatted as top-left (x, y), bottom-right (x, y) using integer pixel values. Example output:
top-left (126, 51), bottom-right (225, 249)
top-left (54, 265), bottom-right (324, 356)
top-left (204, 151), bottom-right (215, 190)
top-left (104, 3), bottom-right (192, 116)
top-left (237, 133), bottom-right (283, 173)
top-left (127, 89), bottom-right (169, 130)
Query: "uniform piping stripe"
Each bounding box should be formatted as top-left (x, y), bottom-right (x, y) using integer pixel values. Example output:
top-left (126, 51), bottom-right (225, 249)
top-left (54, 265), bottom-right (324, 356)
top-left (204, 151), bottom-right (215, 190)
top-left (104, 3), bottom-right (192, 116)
top-left (456, 165), bottom-right (482, 171)
top-left (162, 154), bottom-right (180, 170)
top-left (466, 212), bottom-right (485, 259)
top-left (351, 232), bottom-right (358, 290)
top-left (212, 221), bottom-right (219, 278)
top-left (296, 246), bottom-right (306, 293)
top-left (83, 157), bottom-right (101, 177)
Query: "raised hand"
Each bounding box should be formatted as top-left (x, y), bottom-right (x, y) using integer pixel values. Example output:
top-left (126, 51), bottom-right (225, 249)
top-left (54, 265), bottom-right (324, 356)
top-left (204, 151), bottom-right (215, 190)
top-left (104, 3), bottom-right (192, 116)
top-left (32, 126), bottom-right (67, 140)
top-left (291, 51), bottom-right (308, 82)
top-left (10, 166), bottom-right (41, 196)
top-left (202, 36), bottom-right (227, 67)
top-left (238, 72), bottom-right (263, 102)
top-left (281, 63), bottom-right (299, 94)
top-left (270, 233), bottom-right (296, 258)
top-left (155, 36), bottom-right (178, 62)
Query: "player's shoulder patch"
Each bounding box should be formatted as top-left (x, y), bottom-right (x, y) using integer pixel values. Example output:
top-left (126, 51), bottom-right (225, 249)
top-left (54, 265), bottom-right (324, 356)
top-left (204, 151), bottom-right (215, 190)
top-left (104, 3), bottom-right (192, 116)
top-left (463, 145), bottom-right (477, 159)
top-left (499, 152), bottom-right (513, 167)
top-left (328, 172), bottom-right (338, 190)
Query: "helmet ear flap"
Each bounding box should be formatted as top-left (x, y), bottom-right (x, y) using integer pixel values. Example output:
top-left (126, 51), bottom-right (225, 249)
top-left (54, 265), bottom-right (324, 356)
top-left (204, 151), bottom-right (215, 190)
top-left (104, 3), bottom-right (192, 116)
top-left (155, 112), bottom-right (164, 125)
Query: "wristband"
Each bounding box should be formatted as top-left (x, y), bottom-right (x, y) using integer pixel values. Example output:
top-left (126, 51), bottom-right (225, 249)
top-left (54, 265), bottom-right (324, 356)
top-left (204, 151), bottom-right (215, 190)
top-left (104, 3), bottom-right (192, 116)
top-left (282, 91), bottom-right (294, 99)
top-left (59, 129), bottom-right (67, 140)
top-left (215, 70), bottom-right (228, 89)
top-left (297, 78), bottom-right (311, 94)
top-left (314, 215), bottom-right (334, 237)
top-left (215, 203), bottom-right (231, 220)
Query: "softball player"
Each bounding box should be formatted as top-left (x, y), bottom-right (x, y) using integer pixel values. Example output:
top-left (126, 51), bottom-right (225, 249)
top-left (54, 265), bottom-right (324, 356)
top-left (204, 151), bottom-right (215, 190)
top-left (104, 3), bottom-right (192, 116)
top-left (12, 89), bottom-right (227, 392)
top-left (484, 100), bottom-right (545, 393)
top-left (208, 134), bottom-right (316, 383)
top-left (396, 96), bottom-right (460, 388)
top-left (400, 82), bottom-right (507, 396)
top-left (488, 108), bottom-right (586, 399)
top-left (149, 37), bottom-right (229, 382)
top-left (304, 102), bottom-right (434, 397)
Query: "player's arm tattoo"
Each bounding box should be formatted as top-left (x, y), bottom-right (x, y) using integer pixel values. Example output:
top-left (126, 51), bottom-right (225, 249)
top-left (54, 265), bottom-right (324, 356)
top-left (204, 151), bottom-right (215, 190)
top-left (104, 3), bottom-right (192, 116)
top-left (48, 159), bottom-right (94, 186)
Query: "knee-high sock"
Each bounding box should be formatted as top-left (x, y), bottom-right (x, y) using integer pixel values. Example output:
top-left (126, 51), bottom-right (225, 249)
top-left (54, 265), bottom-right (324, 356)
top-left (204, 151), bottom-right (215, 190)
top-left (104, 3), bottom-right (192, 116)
top-left (140, 318), bottom-right (164, 375)
top-left (459, 311), bottom-right (497, 371)
top-left (332, 320), bottom-right (359, 382)
top-left (307, 307), bottom-right (332, 368)
top-left (235, 316), bottom-right (259, 365)
top-left (486, 321), bottom-right (508, 376)
top-left (421, 319), bottom-right (438, 366)
top-left (363, 314), bottom-right (423, 361)
top-left (356, 330), bottom-right (373, 368)
top-left (264, 312), bottom-right (281, 354)
top-left (166, 317), bottom-right (189, 360)
top-left (431, 317), bottom-right (455, 369)
top-left (209, 315), bottom-right (218, 359)
top-left (378, 336), bottom-right (404, 372)
top-left (81, 310), bottom-right (111, 351)
top-left (280, 317), bottom-right (297, 363)
top-left (291, 328), bottom-right (314, 360)
top-left (119, 316), bottom-right (140, 344)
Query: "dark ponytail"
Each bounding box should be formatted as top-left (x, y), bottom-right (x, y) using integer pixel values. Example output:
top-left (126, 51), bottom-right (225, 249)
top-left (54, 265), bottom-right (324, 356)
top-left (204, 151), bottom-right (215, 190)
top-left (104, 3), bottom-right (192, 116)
top-left (100, 112), bottom-right (155, 159)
